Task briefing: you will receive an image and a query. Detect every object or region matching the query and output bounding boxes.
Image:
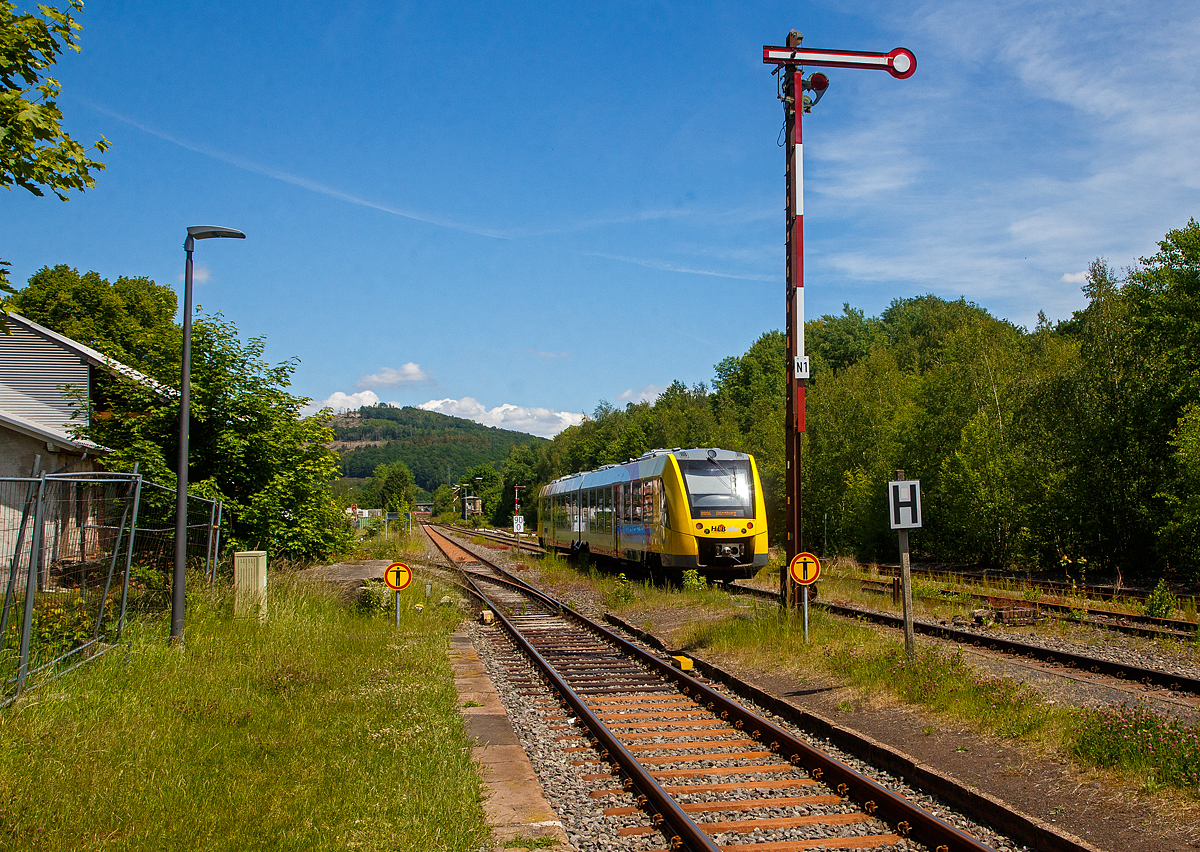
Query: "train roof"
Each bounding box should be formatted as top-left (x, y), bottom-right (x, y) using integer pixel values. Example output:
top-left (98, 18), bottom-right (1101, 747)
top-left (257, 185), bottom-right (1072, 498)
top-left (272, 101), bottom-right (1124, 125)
top-left (539, 448), bottom-right (752, 496)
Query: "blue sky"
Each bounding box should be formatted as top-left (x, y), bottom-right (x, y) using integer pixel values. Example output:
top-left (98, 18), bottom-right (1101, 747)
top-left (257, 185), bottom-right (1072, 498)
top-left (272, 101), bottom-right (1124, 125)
top-left (4, 1), bottom-right (1198, 437)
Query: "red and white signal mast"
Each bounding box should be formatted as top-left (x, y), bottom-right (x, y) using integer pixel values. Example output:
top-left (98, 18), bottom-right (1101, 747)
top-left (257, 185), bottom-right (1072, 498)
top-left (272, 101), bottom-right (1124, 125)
top-left (763, 32), bottom-right (916, 607)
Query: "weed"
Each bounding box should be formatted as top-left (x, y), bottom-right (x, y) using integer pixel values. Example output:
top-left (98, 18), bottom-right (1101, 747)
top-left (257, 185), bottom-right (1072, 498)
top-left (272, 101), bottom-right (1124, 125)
top-left (1144, 579), bottom-right (1179, 619)
top-left (835, 700), bottom-right (853, 713)
top-left (922, 726), bottom-right (934, 736)
top-left (681, 570), bottom-right (708, 593)
top-left (1071, 701), bottom-right (1200, 790)
top-left (607, 573), bottom-right (635, 607)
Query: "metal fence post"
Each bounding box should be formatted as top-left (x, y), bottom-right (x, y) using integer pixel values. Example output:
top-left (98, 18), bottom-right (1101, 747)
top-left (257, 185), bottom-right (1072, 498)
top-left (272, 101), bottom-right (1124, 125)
top-left (209, 502), bottom-right (223, 590)
top-left (95, 477), bottom-right (135, 639)
top-left (116, 474), bottom-right (144, 640)
top-left (0, 457), bottom-right (41, 653)
top-left (205, 499), bottom-right (217, 585)
top-left (16, 473), bottom-right (48, 694)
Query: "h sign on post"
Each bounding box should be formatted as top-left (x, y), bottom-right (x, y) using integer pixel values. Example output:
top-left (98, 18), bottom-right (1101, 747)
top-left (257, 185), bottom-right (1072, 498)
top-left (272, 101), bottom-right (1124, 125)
top-left (888, 480), bottom-right (922, 529)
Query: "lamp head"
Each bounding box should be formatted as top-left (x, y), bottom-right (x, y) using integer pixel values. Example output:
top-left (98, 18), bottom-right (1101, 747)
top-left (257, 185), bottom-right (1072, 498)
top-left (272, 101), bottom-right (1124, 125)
top-left (187, 226), bottom-right (246, 240)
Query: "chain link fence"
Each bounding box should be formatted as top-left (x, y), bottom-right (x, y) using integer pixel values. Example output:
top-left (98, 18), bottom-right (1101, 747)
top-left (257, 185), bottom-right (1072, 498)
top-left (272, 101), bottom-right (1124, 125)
top-left (0, 472), bottom-right (222, 704)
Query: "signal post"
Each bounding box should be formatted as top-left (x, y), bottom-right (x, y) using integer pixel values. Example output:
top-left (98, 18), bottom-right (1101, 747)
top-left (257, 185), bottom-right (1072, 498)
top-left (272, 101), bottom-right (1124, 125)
top-left (763, 32), bottom-right (916, 609)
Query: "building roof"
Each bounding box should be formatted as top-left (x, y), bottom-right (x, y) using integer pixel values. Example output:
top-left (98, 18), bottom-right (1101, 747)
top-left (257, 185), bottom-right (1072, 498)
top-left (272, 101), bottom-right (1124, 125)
top-left (0, 400), bottom-right (103, 453)
top-left (0, 312), bottom-right (176, 456)
top-left (3, 312), bottom-right (175, 398)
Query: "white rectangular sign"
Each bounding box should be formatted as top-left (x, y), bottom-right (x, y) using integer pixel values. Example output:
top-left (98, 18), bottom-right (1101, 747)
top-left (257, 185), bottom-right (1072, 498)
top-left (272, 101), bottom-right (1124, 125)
top-left (513, 515), bottom-right (525, 534)
top-left (888, 480), bottom-right (922, 529)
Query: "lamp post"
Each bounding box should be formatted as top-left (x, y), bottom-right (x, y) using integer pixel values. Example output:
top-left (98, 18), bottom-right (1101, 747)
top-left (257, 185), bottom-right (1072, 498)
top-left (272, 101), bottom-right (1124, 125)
top-left (172, 225), bottom-right (246, 644)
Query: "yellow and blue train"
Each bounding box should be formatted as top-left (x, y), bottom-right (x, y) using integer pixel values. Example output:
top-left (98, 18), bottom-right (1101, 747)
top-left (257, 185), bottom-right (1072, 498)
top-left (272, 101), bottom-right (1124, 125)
top-left (538, 447), bottom-right (769, 579)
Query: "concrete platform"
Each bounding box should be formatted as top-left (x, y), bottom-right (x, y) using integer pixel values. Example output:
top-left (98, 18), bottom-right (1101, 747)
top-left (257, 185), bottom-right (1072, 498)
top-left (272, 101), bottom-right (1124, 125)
top-left (449, 630), bottom-right (571, 850)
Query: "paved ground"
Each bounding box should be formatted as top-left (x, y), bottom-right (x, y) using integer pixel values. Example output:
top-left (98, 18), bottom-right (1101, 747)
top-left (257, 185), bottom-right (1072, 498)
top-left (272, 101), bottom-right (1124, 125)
top-left (295, 559), bottom-right (391, 599)
top-left (450, 630), bottom-right (571, 849)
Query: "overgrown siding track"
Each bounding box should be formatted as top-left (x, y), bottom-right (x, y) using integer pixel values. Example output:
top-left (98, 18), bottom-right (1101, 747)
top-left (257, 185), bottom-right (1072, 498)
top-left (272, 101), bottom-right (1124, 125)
top-left (424, 525), bottom-right (1015, 852)
top-left (730, 584), bottom-right (1200, 700)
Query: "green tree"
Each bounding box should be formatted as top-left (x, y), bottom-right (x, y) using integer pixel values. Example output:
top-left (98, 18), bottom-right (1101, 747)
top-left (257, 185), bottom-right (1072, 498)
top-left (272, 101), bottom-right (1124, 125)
top-left (1, 1), bottom-right (108, 321)
top-left (13, 269), bottom-right (351, 561)
top-left (362, 460), bottom-right (415, 513)
top-left (8, 265), bottom-right (178, 367)
top-left (432, 483), bottom-right (456, 517)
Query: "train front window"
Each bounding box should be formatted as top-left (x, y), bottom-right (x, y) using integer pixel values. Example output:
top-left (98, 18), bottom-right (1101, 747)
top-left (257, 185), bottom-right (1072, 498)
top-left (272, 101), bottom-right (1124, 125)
top-left (678, 459), bottom-right (754, 519)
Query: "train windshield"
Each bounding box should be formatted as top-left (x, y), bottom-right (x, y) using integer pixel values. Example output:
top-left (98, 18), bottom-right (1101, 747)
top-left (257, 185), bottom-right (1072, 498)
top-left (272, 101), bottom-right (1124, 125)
top-left (678, 459), bottom-right (754, 519)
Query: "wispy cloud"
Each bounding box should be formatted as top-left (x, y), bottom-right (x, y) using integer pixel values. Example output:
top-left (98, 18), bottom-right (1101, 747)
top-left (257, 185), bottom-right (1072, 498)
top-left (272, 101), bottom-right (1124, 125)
top-left (89, 104), bottom-right (513, 239)
top-left (355, 363), bottom-right (430, 388)
top-left (585, 251), bottom-right (776, 282)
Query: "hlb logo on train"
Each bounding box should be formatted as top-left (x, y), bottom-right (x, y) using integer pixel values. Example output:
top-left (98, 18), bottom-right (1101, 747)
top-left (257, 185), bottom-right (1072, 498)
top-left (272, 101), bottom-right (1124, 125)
top-left (788, 552), bottom-right (820, 585)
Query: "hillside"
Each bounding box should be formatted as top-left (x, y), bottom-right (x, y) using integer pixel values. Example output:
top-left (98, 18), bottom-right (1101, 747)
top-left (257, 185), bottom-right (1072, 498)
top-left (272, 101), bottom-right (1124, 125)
top-left (330, 405), bottom-right (545, 491)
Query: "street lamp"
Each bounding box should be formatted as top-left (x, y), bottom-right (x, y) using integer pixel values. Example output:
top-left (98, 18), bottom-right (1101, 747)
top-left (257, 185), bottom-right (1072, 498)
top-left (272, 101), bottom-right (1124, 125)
top-left (172, 225), bottom-right (246, 643)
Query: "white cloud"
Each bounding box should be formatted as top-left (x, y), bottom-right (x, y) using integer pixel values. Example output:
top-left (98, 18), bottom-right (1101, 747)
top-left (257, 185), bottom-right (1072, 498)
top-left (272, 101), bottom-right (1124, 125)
top-left (176, 264), bottom-right (211, 284)
top-left (301, 389), bottom-right (380, 417)
top-left (617, 384), bottom-right (668, 404)
top-left (355, 363), bottom-right (429, 388)
top-left (418, 397), bottom-right (584, 438)
top-left (1060, 271), bottom-right (1087, 284)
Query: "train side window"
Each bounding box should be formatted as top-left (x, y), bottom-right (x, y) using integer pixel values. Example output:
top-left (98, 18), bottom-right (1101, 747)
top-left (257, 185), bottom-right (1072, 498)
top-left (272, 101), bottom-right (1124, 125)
top-left (606, 486), bottom-right (612, 533)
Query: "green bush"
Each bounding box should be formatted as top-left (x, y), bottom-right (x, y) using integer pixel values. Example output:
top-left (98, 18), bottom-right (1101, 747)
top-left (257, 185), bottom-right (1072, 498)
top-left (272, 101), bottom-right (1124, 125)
top-left (681, 569), bottom-right (707, 593)
top-left (1143, 579), bottom-right (1178, 619)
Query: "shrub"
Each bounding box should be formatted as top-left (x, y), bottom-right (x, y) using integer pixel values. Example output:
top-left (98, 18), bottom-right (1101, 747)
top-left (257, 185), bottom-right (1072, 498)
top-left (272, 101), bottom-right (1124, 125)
top-left (681, 569), bottom-right (707, 593)
top-left (1143, 579), bottom-right (1178, 619)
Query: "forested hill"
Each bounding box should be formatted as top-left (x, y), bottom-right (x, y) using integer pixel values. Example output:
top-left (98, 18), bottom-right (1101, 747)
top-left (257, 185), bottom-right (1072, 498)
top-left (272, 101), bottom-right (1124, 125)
top-left (331, 405), bottom-right (545, 491)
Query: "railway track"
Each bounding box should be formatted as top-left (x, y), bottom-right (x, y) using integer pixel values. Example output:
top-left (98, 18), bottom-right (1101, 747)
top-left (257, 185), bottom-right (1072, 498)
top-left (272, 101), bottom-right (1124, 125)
top-left (730, 583), bottom-right (1200, 699)
top-left (428, 522), bottom-right (546, 555)
top-left (423, 524), bottom-right (1011, 852)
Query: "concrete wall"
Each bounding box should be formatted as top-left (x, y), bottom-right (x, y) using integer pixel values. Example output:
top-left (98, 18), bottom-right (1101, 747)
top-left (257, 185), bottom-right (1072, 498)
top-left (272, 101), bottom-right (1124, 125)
top-left (0, 425), bottom-right (99, 478)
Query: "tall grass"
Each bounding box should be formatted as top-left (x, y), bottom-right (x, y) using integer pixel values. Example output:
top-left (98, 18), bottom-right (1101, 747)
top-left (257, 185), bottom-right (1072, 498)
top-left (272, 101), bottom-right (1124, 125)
top-left (0, 576), bottom-right (488, 851)
top-left (1072, 701), bottom-right (1200, 790)
top-left (677, 606), bottom-right (1058, 741)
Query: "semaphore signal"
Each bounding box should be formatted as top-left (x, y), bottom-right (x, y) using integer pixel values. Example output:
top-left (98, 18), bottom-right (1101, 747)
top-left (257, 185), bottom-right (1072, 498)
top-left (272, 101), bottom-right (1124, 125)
top-left (763, 31), bottom-right (916, 611)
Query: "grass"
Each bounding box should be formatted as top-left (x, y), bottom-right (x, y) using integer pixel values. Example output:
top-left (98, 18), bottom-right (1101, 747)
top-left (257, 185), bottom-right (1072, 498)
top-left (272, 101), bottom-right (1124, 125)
top-left (350, 524), bottom-right (430, 563)
top-left (674, 601), bottom-right (1200, 795)
top-left (0, 574), bottom-right (489, 851)
top-left (675, 605), bottom-right (1060, 741)
top-left (1072, 700), bottom-right (1200, 791)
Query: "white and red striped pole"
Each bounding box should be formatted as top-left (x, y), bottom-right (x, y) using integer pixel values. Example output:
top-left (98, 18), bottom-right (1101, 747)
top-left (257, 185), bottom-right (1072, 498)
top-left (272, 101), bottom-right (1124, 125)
top-left (765, 31), bottom-right (915, 607)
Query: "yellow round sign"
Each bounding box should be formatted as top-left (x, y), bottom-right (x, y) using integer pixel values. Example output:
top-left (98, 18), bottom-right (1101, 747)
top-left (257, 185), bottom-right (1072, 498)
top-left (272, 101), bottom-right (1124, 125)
top-left (384, 562), bottom-right (412, 591)
top-left (788, 552), bottom-right (821, 586)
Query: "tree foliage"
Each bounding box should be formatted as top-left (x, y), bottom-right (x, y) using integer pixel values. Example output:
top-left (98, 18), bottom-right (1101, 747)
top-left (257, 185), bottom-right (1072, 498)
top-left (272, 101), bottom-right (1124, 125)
top-left (514, 219), bottom-right (1200, 582)
top-left (0, 1), bottom-right (108, 318)
top-left (11, 267), bottom-right (351, 561)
